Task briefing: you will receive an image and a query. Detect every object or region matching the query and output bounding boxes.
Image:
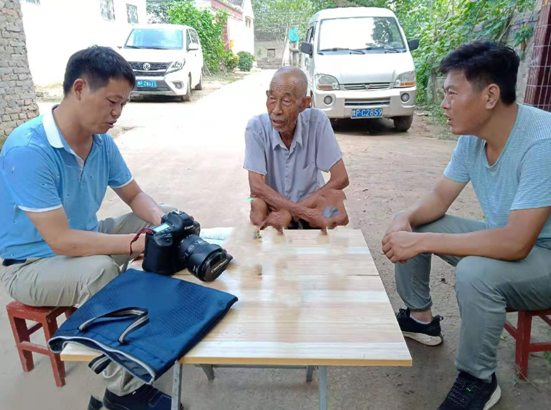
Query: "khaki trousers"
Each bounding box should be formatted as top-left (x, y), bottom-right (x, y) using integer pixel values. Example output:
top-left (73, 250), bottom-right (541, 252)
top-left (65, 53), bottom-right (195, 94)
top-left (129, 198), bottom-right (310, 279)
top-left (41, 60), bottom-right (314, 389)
top-left (0, 205), bottom-right (175, 395)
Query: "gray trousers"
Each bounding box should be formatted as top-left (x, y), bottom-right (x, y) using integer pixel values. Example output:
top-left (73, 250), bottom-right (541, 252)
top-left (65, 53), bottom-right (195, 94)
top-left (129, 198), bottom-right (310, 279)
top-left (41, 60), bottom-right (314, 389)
top-left (396, 215), bottom-right (551, 380)
top-left (0, 205), bottom-right (175, 395)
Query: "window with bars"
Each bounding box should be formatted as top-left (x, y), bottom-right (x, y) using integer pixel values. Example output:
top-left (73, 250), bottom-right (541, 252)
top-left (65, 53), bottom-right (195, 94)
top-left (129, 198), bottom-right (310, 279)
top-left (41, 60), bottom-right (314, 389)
top-left (127, 4), bottom-right (139, 24)
top-left (100, 0), bottom-right (116, 21)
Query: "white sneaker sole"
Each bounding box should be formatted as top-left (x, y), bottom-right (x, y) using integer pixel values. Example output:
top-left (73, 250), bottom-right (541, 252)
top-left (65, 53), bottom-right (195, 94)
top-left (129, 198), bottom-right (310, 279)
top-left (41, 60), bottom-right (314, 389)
top-left (484, 384), bottom-right (502, 410)
top-left (402, 331), bottom-right (443, 346)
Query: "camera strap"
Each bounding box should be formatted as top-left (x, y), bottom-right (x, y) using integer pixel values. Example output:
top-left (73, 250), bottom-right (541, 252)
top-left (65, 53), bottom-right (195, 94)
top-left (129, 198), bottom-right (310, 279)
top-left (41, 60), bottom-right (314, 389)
top-left (121, 228), bottom-right (154, 273)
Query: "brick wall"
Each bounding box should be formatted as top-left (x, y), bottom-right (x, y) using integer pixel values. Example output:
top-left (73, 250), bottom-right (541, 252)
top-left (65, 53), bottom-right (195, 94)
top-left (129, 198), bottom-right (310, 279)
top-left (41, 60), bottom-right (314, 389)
top-left (0, 0), bottom-right (39, 147)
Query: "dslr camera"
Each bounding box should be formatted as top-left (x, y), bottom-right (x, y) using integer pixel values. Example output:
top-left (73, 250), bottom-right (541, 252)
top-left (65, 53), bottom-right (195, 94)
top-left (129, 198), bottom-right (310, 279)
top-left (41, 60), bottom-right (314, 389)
top-left (143, 210), bottom-right (233, 281)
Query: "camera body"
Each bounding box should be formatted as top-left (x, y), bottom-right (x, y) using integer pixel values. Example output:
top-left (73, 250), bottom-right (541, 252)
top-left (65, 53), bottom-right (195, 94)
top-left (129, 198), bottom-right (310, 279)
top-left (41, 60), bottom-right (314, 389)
top-left (143, 211), bottom-right (232, 281)
top-left (143, 211), bottom-right (200, 275)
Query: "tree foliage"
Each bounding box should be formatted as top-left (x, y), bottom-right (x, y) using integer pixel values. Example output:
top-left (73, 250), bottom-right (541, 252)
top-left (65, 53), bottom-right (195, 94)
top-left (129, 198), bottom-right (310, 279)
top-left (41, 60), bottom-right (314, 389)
top-left (253, 0), bottom-right (537, 102)
top-left (164, 1), bottom-right (229, 74)
top-left (252, 0), bottom-right (316, 43)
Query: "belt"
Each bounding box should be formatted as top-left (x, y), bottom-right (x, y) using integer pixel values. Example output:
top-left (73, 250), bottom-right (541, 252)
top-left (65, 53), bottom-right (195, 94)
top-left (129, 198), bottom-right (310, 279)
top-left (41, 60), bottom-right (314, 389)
top-left (2, 259), bottom-right (27, 267)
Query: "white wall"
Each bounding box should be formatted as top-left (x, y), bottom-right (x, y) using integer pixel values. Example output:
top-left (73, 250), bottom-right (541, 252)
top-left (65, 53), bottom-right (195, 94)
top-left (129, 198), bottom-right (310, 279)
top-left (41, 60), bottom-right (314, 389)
top-left (21, 0), bottom-right (146, 86)
top-left (228, 0), bottom-right (254, 54)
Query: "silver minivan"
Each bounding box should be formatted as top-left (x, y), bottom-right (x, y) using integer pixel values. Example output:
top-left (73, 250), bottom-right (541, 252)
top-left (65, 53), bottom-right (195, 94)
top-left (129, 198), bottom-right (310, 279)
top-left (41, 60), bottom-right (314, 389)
top-left (300, 7), bottom-right (419, 131)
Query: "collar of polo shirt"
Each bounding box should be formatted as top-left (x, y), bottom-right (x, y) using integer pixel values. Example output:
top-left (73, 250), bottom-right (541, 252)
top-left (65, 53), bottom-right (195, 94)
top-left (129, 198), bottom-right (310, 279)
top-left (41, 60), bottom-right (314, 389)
top-left (43, 105), bottom-right (104, 153)
top-left (270, 114), bottom-right (304, 151)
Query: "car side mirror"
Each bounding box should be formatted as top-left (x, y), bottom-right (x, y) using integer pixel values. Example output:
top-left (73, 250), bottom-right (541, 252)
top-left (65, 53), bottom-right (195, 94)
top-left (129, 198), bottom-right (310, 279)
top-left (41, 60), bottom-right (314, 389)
top-left (300, 42), bottom-right (313, 56)
top-left (408, 39), bottom-right (420, 51)
top-left (188, 43), bottom-right (199, 51)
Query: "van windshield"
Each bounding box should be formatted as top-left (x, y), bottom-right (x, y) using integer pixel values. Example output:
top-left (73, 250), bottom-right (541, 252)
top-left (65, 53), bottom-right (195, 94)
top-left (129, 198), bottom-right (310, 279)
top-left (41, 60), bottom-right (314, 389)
top-left (318, 17), bottom-right (406, 53)
top-left (125, 28), bottom-right (184, 50)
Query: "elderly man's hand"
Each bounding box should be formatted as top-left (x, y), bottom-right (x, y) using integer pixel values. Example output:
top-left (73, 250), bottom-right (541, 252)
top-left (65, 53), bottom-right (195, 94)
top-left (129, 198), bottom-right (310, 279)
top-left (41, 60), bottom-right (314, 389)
top-left (301, 207), bottom-right (332, 230)
top-left (261, 209), bottom-right (292, 233)
top-left (382, 232), bottom-right (425, 263)
top-left (299, 189), bottom-right (349, 229)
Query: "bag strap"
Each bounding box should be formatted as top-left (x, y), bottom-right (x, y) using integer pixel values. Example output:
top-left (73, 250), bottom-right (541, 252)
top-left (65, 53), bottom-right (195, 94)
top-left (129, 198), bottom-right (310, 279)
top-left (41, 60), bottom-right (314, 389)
top-left (78, 307), bottom-right (149, 344)
top-left (88, 354), bottom-right (112, 374)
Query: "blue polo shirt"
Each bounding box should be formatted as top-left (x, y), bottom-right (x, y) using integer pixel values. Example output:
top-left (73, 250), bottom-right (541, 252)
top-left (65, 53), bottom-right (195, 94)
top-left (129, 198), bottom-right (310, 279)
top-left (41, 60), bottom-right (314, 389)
top-left (0, 107), bottom-right (133, 260)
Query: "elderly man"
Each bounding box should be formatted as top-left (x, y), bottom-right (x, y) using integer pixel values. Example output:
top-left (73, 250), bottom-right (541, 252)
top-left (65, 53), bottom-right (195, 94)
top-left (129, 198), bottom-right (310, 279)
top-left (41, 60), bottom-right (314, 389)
top-left (244, 67), bottom-right (349, 231)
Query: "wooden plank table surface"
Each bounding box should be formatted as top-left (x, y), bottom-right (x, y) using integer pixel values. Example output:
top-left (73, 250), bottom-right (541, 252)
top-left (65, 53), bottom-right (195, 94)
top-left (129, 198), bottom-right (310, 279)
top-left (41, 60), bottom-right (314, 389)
top-left (61, 226), bottom-right (411, 408)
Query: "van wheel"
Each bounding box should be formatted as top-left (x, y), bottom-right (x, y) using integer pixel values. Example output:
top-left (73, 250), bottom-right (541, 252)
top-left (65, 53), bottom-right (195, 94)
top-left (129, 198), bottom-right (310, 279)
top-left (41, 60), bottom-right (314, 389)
top-left (181, 76), bottom-right (192, 102)
top-left (394, 115), bottom-right (413, 132)
top-left (194, 74), bottom-right (203, 90)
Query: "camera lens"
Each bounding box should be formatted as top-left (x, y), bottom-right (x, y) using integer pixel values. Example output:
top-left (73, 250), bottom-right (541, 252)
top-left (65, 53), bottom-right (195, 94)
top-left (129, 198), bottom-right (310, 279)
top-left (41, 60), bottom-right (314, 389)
top-left (179, 235), bottom-right (233, 281)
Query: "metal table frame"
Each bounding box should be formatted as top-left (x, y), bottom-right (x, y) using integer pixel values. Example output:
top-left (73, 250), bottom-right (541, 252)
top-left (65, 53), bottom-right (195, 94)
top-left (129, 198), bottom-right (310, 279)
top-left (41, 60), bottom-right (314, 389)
top-left (171, 363), bottom-right (328, 410)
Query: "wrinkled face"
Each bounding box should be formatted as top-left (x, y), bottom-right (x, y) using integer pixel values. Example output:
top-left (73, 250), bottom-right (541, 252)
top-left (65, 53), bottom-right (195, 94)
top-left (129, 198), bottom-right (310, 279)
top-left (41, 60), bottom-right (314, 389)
top-left (266, 75), bottom-right (308, 135)
top-left (441, 70), bottom-right (491, 136)
top-left (75, 78), bottom-right (132, 135)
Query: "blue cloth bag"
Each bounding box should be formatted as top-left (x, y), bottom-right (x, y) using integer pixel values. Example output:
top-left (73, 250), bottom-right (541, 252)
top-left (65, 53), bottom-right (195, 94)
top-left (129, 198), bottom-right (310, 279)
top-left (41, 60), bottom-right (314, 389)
top-left (49, 269), bottom-right (238, 383)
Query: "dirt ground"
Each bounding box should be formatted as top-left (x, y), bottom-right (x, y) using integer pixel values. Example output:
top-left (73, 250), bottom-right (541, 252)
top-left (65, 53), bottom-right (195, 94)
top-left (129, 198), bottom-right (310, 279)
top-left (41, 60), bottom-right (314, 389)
top-left (335, 114), bottom-right (551, 410)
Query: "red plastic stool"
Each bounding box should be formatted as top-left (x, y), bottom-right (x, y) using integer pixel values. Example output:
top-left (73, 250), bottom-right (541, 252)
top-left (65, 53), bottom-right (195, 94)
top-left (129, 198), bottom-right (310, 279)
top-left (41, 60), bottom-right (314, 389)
top-left (6, 301), bottom-right (77, 387)
top-left (503, 307), bottom-right (551, 379)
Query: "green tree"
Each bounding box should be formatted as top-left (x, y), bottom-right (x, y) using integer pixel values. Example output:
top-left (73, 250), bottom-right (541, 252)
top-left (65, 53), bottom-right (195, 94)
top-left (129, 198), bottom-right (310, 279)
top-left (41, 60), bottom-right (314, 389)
top-left (253, 0), bottom-right (316, 44)
top-left (166, 1), bottom-right (229, 74)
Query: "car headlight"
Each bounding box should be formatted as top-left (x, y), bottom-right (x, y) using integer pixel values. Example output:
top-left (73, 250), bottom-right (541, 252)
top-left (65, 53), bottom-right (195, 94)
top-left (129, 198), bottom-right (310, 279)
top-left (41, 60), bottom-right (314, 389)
top-left (394, 71), bottom-right (416, 88)
top-left (315, 74), bottom-right (340, 91)
top-left (167, 59), bottom-right (186, 74)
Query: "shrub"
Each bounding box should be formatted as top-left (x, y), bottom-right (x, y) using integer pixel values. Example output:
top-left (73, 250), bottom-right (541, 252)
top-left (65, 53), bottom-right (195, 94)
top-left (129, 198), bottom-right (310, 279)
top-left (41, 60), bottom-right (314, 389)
top-left (237, 51), bottom-right (254, 72)
top-left (224, 50), bottom-right (239, 72)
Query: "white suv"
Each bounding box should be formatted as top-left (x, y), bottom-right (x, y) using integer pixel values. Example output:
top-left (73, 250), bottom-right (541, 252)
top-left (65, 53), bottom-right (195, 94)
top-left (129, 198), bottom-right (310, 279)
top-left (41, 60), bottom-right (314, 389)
top-left (119, 24), bottom-right (204, 102)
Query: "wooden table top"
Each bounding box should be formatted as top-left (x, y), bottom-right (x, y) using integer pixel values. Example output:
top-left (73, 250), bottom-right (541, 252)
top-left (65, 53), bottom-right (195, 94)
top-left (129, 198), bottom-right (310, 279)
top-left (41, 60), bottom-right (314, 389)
top-left (61, 227), bottom-right (412, 367)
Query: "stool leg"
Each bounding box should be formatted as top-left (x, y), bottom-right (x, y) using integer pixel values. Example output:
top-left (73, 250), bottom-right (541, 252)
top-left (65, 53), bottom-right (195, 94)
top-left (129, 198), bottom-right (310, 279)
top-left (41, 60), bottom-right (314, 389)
top-left (516, 312), bottom-right (532, 380)
top-left (42, 316), bottom-right (66, 387)
top-left (7, 314), bottom-right (34, 372)
top-left (65, 307), bottom-right (77, 320)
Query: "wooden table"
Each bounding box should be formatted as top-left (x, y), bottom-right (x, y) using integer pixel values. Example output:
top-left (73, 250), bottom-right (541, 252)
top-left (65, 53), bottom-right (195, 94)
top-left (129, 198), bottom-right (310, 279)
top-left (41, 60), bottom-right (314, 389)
top-left (61, 227), bottom-right (412, 410)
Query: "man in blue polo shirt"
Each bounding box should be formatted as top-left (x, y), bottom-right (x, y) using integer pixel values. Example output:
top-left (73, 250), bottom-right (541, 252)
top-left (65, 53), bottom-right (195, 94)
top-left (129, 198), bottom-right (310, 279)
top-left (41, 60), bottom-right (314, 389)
top-left (0, 47), bottom-right (181, 410)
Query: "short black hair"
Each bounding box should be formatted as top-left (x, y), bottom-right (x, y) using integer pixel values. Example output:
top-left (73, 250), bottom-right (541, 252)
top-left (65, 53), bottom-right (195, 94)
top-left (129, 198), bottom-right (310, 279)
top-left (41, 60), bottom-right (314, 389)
top-left (439, 41), bottom-right (519, 105)
top-left (63, 46), bottom-right (136, 95)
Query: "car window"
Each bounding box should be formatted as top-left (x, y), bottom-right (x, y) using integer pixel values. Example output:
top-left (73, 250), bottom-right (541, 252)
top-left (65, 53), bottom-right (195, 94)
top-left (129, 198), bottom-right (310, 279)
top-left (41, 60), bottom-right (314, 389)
top-left (191, 31), bottom-right (200, 45)
top-left (186, 30), bottom-right (192, 49)
top-left (318, 17), bottom-right (406, 52)
top-left (125, 28), bottom-right (184, 50)
top-left (306, 27), bottom-right (315, 44)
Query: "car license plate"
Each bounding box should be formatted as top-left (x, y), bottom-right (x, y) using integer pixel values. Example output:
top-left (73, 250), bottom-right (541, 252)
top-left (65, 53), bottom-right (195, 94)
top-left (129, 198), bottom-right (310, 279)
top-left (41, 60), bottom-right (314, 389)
top-left (137, 80), bottom-right (157, 88)
top-left (351, 108), bottom-right (383, 119)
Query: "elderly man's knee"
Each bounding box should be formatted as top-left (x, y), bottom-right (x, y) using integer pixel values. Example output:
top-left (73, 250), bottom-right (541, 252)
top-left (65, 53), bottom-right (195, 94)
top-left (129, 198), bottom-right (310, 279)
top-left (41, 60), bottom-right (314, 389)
top-left (250, 198), bottom-right (268, 216)
top-left (251, 198), bottom-right (268, 212)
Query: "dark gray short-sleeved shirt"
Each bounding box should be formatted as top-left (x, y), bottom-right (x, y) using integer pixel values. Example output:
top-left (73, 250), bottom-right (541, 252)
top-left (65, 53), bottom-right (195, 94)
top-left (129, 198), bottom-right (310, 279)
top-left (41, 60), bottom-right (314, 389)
top-left (244, 108), bottom-right (343, 203)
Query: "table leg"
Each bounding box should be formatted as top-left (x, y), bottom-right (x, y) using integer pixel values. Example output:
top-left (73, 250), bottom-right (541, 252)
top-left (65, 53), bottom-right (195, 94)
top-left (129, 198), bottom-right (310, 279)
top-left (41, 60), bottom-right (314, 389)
top-left (201, 364), bottom-right (215, 381)
top-left (306, 365), bottom-right (314, 382)
top-left (319, 366), bottom-right (327, 410)
top-left (172, 363), bottom-right (182, 410)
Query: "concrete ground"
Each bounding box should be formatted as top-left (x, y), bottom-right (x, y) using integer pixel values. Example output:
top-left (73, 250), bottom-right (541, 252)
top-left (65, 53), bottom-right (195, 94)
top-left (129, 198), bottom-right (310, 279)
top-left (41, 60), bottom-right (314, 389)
top-left (1, 70), bottom-right (550, 410)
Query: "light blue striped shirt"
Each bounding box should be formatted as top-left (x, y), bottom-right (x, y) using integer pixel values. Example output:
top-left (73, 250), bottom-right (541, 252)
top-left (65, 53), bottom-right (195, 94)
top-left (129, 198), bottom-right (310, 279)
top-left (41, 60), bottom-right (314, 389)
top-left (444, 104), bottom-right (551, 247)
top-left (244, 108), bottom-right (343, 203)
